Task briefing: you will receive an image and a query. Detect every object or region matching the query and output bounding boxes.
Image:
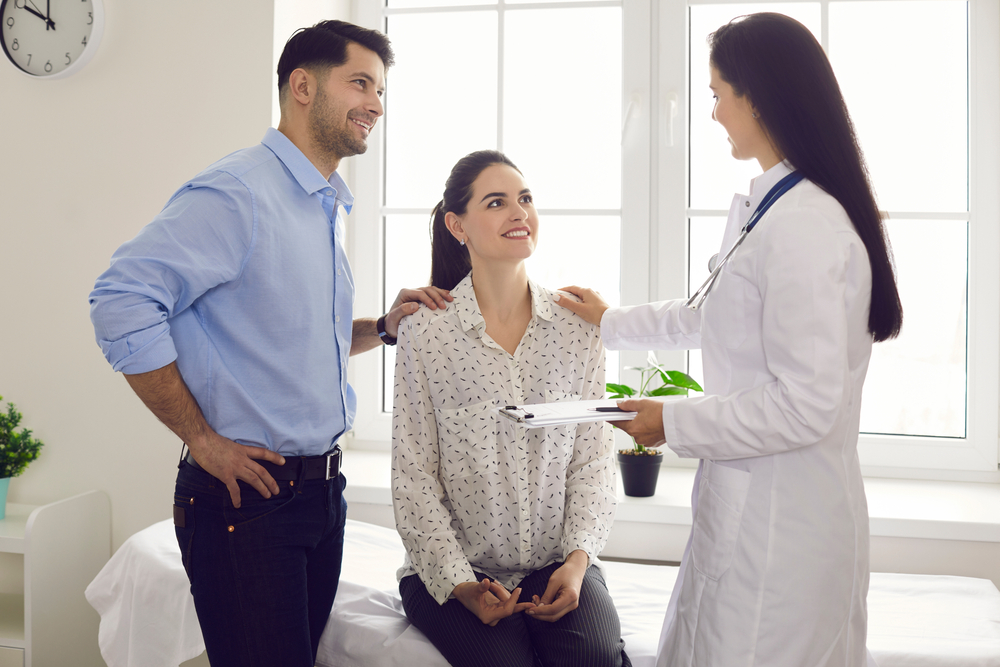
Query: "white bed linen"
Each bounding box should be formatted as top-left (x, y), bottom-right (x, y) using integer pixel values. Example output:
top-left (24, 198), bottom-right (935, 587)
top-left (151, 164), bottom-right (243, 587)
top-left (87, 519), bottom-right (1000, 667)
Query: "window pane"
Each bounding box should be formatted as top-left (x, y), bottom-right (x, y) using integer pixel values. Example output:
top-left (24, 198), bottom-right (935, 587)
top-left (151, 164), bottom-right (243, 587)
top-left (383, 214), bottom-right (434, 411)
top-left (503, 7), bottom-right (622, 209)
top-left (525, 214), bottom-right (621, 384)
top-left (829, 1), bottom-right (968, 213)
top-left (385, 12), bottom-right (498, 208)
top-left (388, 0), bottom-right (492, 7)
top-left (689, 4), bottom-right (821, 211)
top-left (860, 219), bottom-right (967, 438)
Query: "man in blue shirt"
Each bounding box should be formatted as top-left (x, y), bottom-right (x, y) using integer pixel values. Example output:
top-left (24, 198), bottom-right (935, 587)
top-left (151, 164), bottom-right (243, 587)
top-left (89, 20), bottom-right (449, 667)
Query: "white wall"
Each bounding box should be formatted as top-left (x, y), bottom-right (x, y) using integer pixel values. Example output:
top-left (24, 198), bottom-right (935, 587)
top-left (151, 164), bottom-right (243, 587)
top-left (0, 1), bottom-right (279, 553)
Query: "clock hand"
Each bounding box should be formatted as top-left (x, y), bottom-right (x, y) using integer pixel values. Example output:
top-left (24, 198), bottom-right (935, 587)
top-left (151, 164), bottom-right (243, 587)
top-left (45, 0), bottom-right (54, 30)
top-left (19, 1), bottom-right (55, 29)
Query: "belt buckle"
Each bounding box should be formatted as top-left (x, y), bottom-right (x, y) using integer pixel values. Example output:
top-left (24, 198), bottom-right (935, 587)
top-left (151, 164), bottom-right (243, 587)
top-left (326, 448), bottom-right (341, 480)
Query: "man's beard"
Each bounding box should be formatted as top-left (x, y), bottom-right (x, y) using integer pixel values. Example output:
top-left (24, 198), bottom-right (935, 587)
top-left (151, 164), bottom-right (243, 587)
top-left (309, 84), bottom-right (368, 161)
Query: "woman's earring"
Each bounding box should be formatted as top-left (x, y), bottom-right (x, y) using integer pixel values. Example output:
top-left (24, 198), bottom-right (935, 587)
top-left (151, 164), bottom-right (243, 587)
top-left (751, 112), bottom-right (758, 119)
top-left (459, 238), bottom-right (466, 247)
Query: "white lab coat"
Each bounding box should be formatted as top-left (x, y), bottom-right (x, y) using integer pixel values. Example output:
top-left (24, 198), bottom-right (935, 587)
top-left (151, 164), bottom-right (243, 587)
top-left (602, 161), bottom-right (873, 666)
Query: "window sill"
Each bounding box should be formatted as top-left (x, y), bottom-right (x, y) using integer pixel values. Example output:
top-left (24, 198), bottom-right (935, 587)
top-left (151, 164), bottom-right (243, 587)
top-left (342, 449), bottom-right (1000, 544)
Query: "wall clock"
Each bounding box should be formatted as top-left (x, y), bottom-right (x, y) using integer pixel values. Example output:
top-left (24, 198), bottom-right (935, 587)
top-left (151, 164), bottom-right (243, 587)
top-left (1, 0), bottom-right (104, 79)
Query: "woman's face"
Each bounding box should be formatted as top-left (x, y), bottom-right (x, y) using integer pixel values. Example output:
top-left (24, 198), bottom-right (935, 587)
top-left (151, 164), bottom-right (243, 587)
top-left (709, 66), bottom-right (779, 169)
top-left (448, 163), bottom-right (538, 266)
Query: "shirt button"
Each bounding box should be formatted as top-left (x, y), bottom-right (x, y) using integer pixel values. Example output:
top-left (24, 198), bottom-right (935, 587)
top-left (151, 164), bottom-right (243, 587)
top-left (325, 190), bottom-right (334, 196)
top-left (744, 200), bottom-right (751, 207)
top-left (335, 316), bottom-right (341, 323)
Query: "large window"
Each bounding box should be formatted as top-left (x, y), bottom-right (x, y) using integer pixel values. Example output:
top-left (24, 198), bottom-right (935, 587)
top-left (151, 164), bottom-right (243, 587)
top-left (348, 0), bottom-right (1000, 480)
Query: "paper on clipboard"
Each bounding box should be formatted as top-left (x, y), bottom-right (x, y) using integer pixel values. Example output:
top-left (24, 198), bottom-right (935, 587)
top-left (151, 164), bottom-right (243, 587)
top-left (497, 399), bottom-right (637, 429)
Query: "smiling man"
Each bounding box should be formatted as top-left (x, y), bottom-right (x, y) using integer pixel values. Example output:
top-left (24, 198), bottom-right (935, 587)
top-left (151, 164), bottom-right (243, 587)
top-left (89, 21), bottom-right (450, 667)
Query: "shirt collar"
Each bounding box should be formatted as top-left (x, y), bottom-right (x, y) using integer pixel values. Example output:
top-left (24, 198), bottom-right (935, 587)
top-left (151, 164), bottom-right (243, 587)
top-left (261, 128), bottom-right (354, 214)
top-left (452, 273), bottom-right (554, 335)
top-left (746, 159), bottom-right (794, 211)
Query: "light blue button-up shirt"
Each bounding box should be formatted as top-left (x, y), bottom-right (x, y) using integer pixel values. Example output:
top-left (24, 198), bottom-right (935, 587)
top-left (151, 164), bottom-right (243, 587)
top-left (90, 128), bottom-right (356, 456)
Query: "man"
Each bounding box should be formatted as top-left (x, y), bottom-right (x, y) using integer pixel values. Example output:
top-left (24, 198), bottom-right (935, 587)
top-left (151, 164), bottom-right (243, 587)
top-left (89, 20), bottom-right (449, 667)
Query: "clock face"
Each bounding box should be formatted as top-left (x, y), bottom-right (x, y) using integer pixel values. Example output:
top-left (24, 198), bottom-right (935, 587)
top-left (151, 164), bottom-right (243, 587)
top-left (1, 0), bottom-right (103, 78)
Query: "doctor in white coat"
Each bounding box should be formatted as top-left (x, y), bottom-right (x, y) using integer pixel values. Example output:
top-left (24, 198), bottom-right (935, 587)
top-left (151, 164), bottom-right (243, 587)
top-left (556, 13), bottom-right (902, 667)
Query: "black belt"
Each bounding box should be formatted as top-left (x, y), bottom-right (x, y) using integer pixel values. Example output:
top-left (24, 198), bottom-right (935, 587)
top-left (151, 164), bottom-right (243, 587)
top-left (184, 447), bottom-right (341, 481)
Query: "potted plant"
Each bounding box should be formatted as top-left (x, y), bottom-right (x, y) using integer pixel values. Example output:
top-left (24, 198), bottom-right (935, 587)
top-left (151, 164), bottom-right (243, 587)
top-left (0, 396), bottom-right (44, 519)
top-left (608, 353), bottom-right (702, 497)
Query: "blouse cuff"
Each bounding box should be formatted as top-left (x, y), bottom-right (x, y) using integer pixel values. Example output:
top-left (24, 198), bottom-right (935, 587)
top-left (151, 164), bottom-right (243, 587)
top-left (562, 530), bottom-right (600, 565)
top-left (428, 558), bottom-right (478, 606)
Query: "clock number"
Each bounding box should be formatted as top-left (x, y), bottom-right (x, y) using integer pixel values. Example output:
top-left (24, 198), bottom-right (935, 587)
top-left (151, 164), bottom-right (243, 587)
top-left (64, 52), bottom-right (71, 65)
top-left (25, 53), bottom-right (31, 65)
top-left (82, 35), bottom-right (87, 46)
top-left (44, 60), bottom-right (52, 73)
top-left (5, 16), bottom-right (12, 29)
top-left (87, 12), bottom-right (92, 25)
top-left (10, 38), bottom-right (17, 51)
top-left (14, 0), bottom-right (26, 8)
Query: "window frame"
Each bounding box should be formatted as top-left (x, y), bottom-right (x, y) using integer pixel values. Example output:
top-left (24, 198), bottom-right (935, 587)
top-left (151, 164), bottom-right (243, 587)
top-left (347, 0), bottom-right (1000, 482)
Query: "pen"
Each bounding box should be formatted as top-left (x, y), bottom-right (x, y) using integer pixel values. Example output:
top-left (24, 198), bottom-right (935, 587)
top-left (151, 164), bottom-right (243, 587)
top-left (589, 407), bottom-right (626, 413)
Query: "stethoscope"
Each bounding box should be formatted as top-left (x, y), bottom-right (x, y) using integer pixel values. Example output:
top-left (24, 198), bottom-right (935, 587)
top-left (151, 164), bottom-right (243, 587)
top-left (685, 171), bottom-right (805, 311)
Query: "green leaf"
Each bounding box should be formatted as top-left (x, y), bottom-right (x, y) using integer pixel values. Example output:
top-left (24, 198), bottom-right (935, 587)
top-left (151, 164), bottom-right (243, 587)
top-left (648, 386), bottom-right (689, 396)
top-left (605, 383), bottom-right (635, 397)
top-left (661, 370), bottom-right (703, 392)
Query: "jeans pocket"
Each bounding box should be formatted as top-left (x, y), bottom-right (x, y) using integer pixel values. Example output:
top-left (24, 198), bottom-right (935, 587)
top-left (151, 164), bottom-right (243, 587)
top-left (222, 482), bottom-right (297, 529)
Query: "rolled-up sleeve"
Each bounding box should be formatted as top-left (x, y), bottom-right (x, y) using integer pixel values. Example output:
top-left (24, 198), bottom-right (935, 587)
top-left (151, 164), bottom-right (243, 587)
top-left (89, 175), bottom-right (254, 374)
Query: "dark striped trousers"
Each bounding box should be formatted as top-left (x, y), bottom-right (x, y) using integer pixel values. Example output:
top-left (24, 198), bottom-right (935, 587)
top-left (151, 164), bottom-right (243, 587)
top-left (399, 562), bottom-right (632, 667)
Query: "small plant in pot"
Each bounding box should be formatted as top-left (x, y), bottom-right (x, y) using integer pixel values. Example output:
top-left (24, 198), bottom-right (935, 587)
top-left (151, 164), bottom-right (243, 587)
top-left (0, 396), bottom-right (45, 519)
top-left (608, 354), bottom-right (702, 497)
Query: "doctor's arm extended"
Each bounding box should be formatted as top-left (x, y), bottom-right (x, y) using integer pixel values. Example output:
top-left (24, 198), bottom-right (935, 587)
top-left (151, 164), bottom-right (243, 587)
top-left (390, 317), bottom-right (533, 625)
top-left (529, 329), bottom-right (618, 622)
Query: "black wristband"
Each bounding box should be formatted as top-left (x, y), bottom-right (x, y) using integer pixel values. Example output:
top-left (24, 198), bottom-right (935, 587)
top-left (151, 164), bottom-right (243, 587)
top-left (376, 315), bottom-right (397, 346)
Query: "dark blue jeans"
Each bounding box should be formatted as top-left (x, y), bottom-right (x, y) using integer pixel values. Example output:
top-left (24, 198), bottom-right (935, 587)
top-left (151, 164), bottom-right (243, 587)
top-left (174, 460), bottom-right (347, 667)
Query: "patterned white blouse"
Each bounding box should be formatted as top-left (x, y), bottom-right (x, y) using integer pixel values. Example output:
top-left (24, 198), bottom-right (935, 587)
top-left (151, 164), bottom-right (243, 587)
top-left (391, 274), bottom-right (618, 605)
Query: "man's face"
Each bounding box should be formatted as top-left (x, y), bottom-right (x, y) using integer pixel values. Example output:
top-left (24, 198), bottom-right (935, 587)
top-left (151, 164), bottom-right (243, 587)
top-left (308, 42), bottom-right (386, 161)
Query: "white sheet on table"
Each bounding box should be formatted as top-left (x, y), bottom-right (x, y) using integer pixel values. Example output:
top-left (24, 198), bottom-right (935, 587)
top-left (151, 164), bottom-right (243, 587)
top-left (87, 518), bottom-right (1000, 667)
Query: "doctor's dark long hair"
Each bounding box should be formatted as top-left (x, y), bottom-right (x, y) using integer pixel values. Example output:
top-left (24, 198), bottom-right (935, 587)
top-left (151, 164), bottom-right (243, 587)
top-left (710, 13), bottom-right (903, 342)
top-left (430, 150), bottom-right (522, 291)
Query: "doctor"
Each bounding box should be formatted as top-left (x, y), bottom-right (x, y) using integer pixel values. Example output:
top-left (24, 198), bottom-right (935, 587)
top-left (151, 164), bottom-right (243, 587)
top-left (556, 13), bottom-right (902, 667)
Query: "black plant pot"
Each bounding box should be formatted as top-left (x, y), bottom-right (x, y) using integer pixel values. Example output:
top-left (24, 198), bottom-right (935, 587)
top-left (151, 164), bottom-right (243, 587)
top-left (617, 450), bottom-right (663, 497)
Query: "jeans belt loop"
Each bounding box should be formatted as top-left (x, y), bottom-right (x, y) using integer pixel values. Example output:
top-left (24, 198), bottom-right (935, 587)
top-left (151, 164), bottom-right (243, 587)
top-left (326, 447), bottom-right (341, 480)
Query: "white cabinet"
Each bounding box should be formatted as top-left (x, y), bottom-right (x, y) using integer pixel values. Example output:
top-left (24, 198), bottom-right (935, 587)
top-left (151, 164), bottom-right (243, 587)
top-left (0, 491), bottom-right (110, 667)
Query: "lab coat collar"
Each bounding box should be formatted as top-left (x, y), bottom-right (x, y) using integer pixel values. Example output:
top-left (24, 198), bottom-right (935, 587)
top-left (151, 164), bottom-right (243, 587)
top-left (746, 159), bottom-right (795, 211)
top-left (453, 273), bottom-right (552, 337)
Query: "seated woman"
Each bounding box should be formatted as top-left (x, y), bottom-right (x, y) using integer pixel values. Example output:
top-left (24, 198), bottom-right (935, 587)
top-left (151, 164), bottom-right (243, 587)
top-left (390, 150), bottom-right (630, 667)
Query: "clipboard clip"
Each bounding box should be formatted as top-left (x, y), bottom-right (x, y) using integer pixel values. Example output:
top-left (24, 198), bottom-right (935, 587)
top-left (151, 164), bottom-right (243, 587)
top-left (499, 405), bottom-right (534, 423)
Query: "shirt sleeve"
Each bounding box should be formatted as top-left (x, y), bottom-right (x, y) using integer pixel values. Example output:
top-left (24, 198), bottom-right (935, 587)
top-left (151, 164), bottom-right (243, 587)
top-left (664, 203), bottom-right (869, 460)
top-left (88, 174), bottom-right (255, 374)
top-left (561, 324), bottom-right (618, 563)
top-left (391, 314), bottom-right (477, 605)
top-left (601, 298), bottom-right (702, 352)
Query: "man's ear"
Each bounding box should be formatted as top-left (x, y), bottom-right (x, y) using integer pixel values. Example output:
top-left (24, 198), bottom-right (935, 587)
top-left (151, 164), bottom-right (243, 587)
top-left (444, 211), bottom-right (465, 244)
top-left (286, 68), bottom-right (315, 107)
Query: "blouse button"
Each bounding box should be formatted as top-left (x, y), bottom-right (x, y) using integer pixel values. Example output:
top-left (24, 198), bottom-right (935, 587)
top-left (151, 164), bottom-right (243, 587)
top-left (744, 200), bottom-right (751, 207)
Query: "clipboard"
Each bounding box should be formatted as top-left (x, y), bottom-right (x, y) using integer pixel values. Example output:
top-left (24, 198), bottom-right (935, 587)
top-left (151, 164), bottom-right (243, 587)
top-left (497, 399), bottom-right (637, 429)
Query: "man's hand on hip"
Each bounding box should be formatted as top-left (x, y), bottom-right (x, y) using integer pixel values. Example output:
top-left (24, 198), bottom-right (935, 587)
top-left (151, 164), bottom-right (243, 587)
top-left (188, 435), bottom-right (285, 508)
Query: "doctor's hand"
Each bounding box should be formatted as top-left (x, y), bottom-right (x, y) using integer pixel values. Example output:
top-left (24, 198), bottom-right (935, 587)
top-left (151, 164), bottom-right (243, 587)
top-left (384, 286), bottom-right (454, 337)
top-left (553, 285), bottom-right (610, 327)
top-left (187, 434), bottom-right (285, 509)
top-left (614, 398), bottom-right (667, 448)
top-left (453, 579), bottom-right (534, 626)
top-left (526, 550), bottom-right (588, 623)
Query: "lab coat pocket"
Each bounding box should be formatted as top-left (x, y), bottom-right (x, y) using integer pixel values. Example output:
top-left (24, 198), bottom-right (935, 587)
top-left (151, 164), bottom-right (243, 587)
top-left (435, 399), bottom-right (499, 482)
top-left (691, 460), bottom-right (752, 581)
top-left (701, 270), bottom-right (749, 349)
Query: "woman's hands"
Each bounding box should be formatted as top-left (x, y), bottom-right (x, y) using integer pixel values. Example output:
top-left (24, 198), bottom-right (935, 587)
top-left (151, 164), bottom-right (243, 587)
top-left (452, 579), bottom-right (535, 626)
top-left (553, 286), bottom-right (610, 327)
top-left (526, 550), bottom-right (588, 623)
top-left (615, 398), bottom-right (667, 447)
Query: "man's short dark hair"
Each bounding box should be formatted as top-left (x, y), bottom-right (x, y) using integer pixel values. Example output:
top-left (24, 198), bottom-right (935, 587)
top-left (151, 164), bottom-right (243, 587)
top-left (277, 20), bottom-right (394, 100)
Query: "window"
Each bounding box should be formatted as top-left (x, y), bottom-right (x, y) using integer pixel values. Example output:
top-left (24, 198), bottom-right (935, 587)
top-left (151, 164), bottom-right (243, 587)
top-left (348, 0), bottom-right (1000, 479)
